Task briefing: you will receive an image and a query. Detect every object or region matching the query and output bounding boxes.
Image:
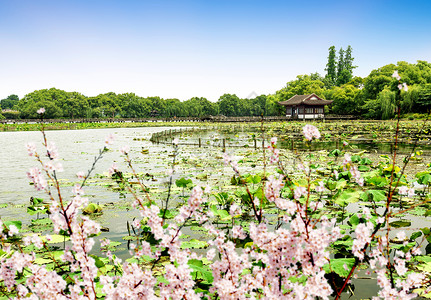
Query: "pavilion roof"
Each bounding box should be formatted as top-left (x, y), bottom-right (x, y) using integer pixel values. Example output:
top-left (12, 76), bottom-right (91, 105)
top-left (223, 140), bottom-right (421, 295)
top-left (278, 93), bottom-right (333, 106)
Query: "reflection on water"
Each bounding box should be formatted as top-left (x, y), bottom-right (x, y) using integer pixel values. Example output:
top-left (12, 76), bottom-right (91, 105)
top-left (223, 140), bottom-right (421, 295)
top-left (281, 139), bottom-right (431, 155)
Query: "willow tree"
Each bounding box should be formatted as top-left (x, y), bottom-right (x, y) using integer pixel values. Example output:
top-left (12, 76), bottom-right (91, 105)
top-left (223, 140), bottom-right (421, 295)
top-left (379, 88), bottom-right (396, 119)
top-left (402, 85), bottom-right (419, 113)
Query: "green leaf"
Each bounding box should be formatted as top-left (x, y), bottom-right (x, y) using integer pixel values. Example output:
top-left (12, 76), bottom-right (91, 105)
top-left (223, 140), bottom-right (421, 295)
top-left (348, 214), bottom-right (360, 227)
top-left (180, 239), bottom-right (209, 249)
top-left (196, 173), bottom-right (208, 180)
top-left (366, 176), bottom-right (389, 188)
top-left (351, 155), bottom-right (361, 163)
top-left (175, 177), bottom-right (193, 188)
top-left (360, 190), bottom-right (386, 202)
top-left (389, 220), bottom-right (411, 228)
top-left (328, 149), bottom-right (341, 157)
top-left (358, 165), bottom-right (370, 172)
top-left (210, 205), bottom-right (231, 221)
top-left (158, 209), bottom-right (177, 219)
top-left (83, 203), bottom-right (103, 215)
top-left (410, 231), bottom-right (423, 241)
top-left (216, 209), bottom-right (231, 221)
top-left (34, 257), bottom-right (53, 265)
top-left (30, 198), bottom-right (45, 205)
top-left (4, 221), bottom-right (22, 231)
top-left (90, 255), bottom-right (107, 274)
top-left (335, 179), bottom-right (347, 190)
top-left (323, 258), bottom-right (355, 278)
top-left (422, 227), bottom-right (431, 236)
top-left (40, 234), bottom-right (70, 244)
top-left (214, 192), bottom-right (229, 205)
top-left (250, 175), bottom-right (261, 184)
top-left (417, 261), bottom-right (431, 272)
top-left (383, 165), bottom-right (401, 174)
top-left (360, 157), bottom-right (372, 165)
top-left (417, 173), bottom-right (431, 185)
top-left (335, 190), bottom-right (360, 206)
top-left (188, 259), bottom-right (214, 283)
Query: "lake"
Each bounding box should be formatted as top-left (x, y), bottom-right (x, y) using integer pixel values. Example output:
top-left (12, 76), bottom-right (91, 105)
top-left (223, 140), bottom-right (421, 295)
top-left (1, 125), bottom-right (430, 299)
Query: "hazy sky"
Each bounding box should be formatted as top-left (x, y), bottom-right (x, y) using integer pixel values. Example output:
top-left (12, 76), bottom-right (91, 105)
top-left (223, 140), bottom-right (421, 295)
top-left (1, 0), bottom-right (430, 101)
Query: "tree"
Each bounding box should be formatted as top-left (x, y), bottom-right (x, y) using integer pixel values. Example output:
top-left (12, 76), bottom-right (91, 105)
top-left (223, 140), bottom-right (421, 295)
top-left (250, 95), bottom-right (267, 116)
top-left (16, 89), bottom-right (66, 118)
top-left (265, 95), bottom-right (284, 116)
top-left (326, 45), bottom-right (356, 86)
top-left (276, 74), bottom-right (325, 103)
top-left (326, 84), bottom-right (360, 115)
top-left (60, 92), bottom-right (89, 118)
top-left (98, 93), bottom-right (120, 118)
top-left (336, 47), bottom-right (345, 81)
top-left (344, 45), bottom-right (356, 77)
top-left (336, 47), bottom-right (355, 86)
top-left (325, 46), bottom-right (337, 87)
top-left (217, 94), bottom-right (240, 116)
top-left (0, 94), bottom-right (19, 109)
top-left (379, 88), bottom-right (397, 120)
top-left (415, 84), bottom-right (431, 111)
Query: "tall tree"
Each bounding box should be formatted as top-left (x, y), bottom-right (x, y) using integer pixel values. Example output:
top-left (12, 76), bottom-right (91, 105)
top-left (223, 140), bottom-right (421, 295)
top-left (337, 45), bottom-right (356, 85)
top-left (344, 45), bottom-right (355, 75)
top-left (325, 46), bottom-right (337, 87)
top-left (337, 47), bottom-right (345, 80)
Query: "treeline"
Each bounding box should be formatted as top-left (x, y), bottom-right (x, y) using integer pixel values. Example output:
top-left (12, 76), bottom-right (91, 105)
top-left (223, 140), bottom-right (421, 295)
top-left (275, 60), bottom-right (431, 119)
top-left (0, 91), bottom-right (282, 119)
top-left (1, 60), bottom-right (431, 120)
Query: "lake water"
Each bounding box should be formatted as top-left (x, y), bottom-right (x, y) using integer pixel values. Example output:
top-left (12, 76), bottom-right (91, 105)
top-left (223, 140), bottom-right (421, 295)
top-left (0, 127), bottom-right (180, 205)
top-left (0, 127), bottom-right (183, 263)
top-left (1, 127), bottom-right (429, 299)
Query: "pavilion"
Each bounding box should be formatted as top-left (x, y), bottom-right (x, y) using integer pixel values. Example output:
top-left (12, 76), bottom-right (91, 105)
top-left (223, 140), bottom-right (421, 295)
top-left (278, 93), bottom-right (333, 119)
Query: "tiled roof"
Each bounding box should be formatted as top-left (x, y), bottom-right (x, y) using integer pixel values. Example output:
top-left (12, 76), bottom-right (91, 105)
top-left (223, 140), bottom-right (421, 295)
top-left (278, 93), bottom-right (333, 106)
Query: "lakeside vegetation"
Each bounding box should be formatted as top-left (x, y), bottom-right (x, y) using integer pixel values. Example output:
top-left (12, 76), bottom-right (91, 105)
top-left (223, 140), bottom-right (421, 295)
top-left (3, 120), bottom-right (431, 149)
top-left (2, 56), bottom-right (431, 121)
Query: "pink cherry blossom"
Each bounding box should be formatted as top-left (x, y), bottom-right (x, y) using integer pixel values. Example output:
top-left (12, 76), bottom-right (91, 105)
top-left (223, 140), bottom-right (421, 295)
top-left (104, 133), bottom-right (115, 147)
top-left (25, 142), bottom-right (37, 156)
top-left (303, 124), bottom-right (321, 141)
top-left (120, 145), bottom-right (130, 155)
top-left (392, 70), bottom-right (401, 80)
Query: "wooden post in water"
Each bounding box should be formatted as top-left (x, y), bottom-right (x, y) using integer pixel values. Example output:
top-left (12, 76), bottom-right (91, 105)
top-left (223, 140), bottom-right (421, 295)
top-left (254, 138), bottom-right (257, 149)
top-left (199, 138), bottom-right (201, 148)
top-left (223, 139), bottom-right (226, 152)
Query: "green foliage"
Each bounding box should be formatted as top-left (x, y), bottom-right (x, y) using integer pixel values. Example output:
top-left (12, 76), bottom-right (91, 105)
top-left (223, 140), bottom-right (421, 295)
top-left (5, 59), bottom-right (431, 120)
top-left (323, 258), bottom-right (355, 278)
top-left (325, 46), bottom-right (337, 87)
top-left (82, 203), bottom-right (103, 215)
top-left (180, 239), bottom-right (209, 249)
top-left (175, 177), bottom-right (193, 189)
top-left (379, 88), bottom-right (397, 120)
top-left (327, 84), bottom-right (360, 115)
top-left (0, 94), bottom-right (19, 109)
top-left (325, 45), bottom-right (356, 87)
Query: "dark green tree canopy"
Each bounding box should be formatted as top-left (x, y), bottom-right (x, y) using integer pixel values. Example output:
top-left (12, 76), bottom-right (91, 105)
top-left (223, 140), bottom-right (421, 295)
top-left (1, 94), bottom-right (20, 109)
